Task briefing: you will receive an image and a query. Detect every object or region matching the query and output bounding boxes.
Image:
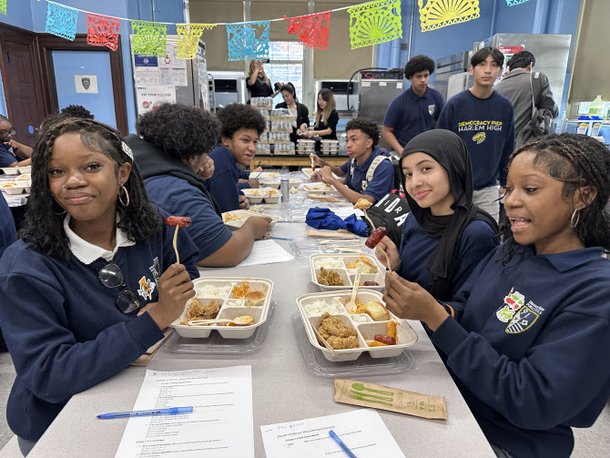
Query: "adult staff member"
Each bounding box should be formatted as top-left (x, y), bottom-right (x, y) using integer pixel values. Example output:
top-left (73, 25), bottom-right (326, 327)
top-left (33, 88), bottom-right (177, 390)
top-left (246, 60), bottom-right (273, 98)
top-left (382, 55), bottom-right (444, 153)
top-left (314, 117), bottom-right (393, 205)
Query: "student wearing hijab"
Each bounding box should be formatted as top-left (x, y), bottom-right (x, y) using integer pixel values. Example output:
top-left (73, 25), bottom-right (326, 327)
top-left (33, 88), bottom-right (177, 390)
top-left (376, 129), bottom-right (498, 301)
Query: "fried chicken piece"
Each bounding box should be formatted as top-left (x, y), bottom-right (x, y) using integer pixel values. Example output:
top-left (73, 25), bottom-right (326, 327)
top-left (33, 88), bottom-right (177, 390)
top-left (318, 267), bottom-right (344, 286)
top-left (317, 313), bottom-right (359, 350)
top-left (354, 198), bottom-right (372, 210)
top-left (185, 298), bottom-right (221, 322)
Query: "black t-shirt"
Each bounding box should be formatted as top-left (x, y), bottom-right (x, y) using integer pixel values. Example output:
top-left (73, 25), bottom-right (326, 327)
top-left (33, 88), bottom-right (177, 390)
top-left (247, 77), bottom-right (273, 98)
top-left (314, 109), bottom-right (339, 140)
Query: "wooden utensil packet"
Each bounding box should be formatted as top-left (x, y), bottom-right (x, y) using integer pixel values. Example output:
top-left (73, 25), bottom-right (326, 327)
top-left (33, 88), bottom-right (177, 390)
top-left (334, 378), bottom-right (448, 420)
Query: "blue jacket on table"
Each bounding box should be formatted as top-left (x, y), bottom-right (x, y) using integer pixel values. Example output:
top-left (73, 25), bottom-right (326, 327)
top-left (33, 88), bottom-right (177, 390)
top-left (207, 145), bottom-right (242, 212)
top-left (343, 147), bottom-right (394, 202)
top-left (383, 86), bottom-right (445, 148)
top-left (0, 212), bottom-right (199, 441)
top-left (437, 90), bottom-right (514, 189)
top-left (431, 244), bottom-right (610, 457)
top-left (399, 215), bottom-right (498, 299)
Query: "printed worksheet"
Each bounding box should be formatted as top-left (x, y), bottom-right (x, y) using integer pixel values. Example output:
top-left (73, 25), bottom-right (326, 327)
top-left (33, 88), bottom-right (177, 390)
top-left (260, 409), bottom-right (405, 458)
top-left (114, 366), bottom-right (253, 458)
top-left (238, 239), bottom-right (294, 267)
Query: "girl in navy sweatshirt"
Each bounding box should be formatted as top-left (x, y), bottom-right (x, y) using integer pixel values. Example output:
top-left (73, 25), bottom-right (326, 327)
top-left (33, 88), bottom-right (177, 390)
top-left (376, 129), bottom-right (498, 301)
top-left (0, 118), bottom-right (199, 454)
top-left (384, 134), bottom-right (610, 457)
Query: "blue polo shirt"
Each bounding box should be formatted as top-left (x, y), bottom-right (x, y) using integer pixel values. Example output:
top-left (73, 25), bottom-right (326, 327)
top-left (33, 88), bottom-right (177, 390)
top-left (398, 215), bottom-right (498, 300)
top-left (144, 175), bottom-right (232, 261)
top-left (432, 245), bottom-right (610, 457)
top-left (207, 145), bottom-right (241, 212)
top-left (0, 144), bottom-right (17, 168)
top-left (344, 147), bottom-right (394, 202)
top-left (383, 86), bottom-right (445, 148)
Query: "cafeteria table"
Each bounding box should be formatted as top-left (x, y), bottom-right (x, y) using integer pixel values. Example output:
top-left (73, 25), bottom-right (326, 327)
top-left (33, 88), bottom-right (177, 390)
top-left (26, 222), bottom-right (494, 457)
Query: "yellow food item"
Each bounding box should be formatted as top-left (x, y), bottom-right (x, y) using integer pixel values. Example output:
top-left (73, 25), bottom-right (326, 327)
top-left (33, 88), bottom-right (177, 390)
top-left (363, 301), bottom-right (390, 321)
top-left (354, 198), bottom-right (372, 210)
top-left (317, 313), bottom-right (359, 349)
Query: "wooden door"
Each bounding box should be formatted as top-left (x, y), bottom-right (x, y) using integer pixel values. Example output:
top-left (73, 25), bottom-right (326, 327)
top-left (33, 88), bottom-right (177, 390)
top-left (0, 24), bottom-right (48, 147)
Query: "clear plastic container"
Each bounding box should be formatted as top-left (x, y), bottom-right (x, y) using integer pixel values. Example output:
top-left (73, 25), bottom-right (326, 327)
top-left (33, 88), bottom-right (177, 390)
top-left (164, 300), bottom-right (276, 355)
top-left (291, 313), bottom-right (415, 378)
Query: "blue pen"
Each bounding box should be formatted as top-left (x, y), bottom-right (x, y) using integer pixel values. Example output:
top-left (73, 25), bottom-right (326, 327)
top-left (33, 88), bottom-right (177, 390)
top-left (328, 430), bottom-right (357, 458)
top-left (270, 236), bottom-right (293, 241)
top-left (96, 406), bottom-right (193, 420)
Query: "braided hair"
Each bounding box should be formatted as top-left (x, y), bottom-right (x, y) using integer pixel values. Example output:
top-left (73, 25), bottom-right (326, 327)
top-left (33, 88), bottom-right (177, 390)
top-left (21, 117), bottom-right (163, 261)
top-left (509, 133), bottom-right (610, 249)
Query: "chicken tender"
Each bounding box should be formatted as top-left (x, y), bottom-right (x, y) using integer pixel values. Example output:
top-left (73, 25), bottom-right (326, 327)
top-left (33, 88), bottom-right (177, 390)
top-left (317, 313), bottom-right (359, 350)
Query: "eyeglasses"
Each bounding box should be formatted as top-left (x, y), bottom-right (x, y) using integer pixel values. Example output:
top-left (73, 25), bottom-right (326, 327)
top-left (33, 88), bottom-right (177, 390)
top-left (98, 262), bottom-right (142, 314)
top-left (0, 128), bottom-right (16, 137)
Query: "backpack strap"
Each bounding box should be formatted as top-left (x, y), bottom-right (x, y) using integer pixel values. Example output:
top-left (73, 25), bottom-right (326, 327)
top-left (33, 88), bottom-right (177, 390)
top-left (363, 155), bottom-right (389, 191)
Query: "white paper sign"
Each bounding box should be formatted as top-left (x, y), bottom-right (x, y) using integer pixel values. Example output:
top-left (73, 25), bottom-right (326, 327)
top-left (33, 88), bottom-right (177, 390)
top-left (74, 74), bottom-right (98, 94)
top-left (261, 409), bottom-right (405, 458)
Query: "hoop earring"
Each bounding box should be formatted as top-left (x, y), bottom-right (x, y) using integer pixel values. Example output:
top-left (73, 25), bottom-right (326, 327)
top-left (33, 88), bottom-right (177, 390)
top-left (570, 209), bottom-right (580, 229)
top-left (55, 208), bottom-right (67, 216)
top-left (118, 185), bottom-right (130, 207)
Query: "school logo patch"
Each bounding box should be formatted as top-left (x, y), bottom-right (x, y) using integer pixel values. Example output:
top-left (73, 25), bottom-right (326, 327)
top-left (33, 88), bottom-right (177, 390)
top-left (428, 104), bottom-right (436, 116)
top-left (505, 306), bottom-right (540, 334)
top-left (495, 288), bottom-right (545, 334)
top-left (472, 131), bottom-right (486, 144)
top-left (137, 258), bottom-right (159, 301)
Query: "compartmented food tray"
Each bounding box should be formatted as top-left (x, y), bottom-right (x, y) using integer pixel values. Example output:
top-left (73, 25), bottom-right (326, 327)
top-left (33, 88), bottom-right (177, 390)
top-left (222, 210), bottom-right (278, 229)
top-left (164, 300), bottom-right (276, 355)
top-left (170, 277), bottom-right (273, 339)
top-left (296, 290), bottom-right (418, 362)
top-left (302, 183), bottom-right (340, 195)
top-left (241, 187), bottom-right (281, 204)
top-left (309, 253), bottom-right (385, 291)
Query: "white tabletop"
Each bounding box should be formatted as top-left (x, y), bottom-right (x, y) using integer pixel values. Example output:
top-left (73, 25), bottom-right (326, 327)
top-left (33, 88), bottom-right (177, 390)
top-left (28, 223), bottom-right (494, 458)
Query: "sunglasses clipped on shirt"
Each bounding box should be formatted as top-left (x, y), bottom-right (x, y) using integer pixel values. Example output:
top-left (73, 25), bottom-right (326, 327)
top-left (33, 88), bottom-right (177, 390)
top-left (98, 262), bottom-right (142, 314)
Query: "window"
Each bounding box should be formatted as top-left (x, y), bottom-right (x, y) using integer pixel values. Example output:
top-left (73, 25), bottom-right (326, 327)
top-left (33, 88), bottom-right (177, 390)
top-left (266, 41), bottom-right (304, 102)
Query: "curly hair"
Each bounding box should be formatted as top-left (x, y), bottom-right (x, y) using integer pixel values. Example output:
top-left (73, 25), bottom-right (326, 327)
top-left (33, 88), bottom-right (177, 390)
top-left (21, 117), bottom-right (162, 261)
top-left (216, 103), bottom-right (266, 139)
top-left (136, 104), bottom-right (220, 160)
top-left (508, 133), bottom-right (610, 249)
top-left (404, 55), bottom-right (435, 79)
top-left (345, 117), bottom-right (380, 147)
top-left (60, 104), bottom-right (94, 119)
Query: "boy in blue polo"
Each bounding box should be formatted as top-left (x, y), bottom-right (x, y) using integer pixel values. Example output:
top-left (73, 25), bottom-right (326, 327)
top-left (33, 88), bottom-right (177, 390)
top-left (382, 55), bottom-right (445, 153)
top-left (314, 117), bottom-right (394, 205)
top-left (207, 104), bottom-right (266, 212)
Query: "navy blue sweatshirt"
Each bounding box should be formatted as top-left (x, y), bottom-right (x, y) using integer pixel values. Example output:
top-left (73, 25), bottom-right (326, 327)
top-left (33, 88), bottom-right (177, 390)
top-left (0, 217), bottom-right (199, 441)
top-left (399, 215), bottom-right (498, 300)
top-left (207, 145), bottom-right (242, 212)
top-left (437, 90), bottom-right (514, 189)
top-left (432, 245), bottom-right (610, 457)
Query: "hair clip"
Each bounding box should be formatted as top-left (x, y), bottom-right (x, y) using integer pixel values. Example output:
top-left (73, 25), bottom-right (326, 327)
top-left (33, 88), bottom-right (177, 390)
top-left (121, 142), bottom-right (134, 161)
